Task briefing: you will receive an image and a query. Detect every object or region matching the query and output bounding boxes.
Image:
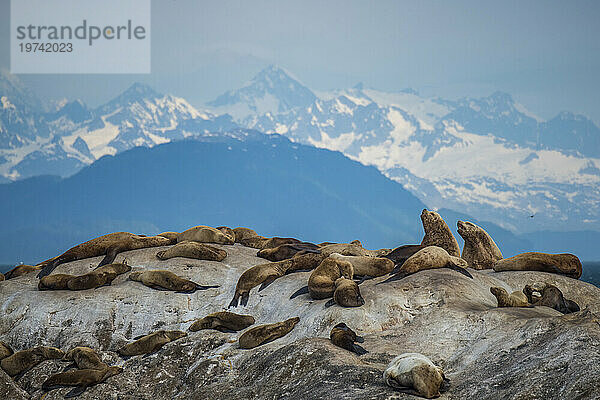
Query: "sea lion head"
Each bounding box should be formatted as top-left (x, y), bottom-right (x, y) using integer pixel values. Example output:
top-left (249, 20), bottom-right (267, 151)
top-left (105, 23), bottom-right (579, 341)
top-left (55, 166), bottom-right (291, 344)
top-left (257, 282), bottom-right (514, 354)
top-left (165, 331), bottom-right (188, 341)
top-left (490, 286), bottom-right (507, 298)
top-left (456, 220), bottom-right (476, 238)
top-left (102, 365), bottom-right (124, 379)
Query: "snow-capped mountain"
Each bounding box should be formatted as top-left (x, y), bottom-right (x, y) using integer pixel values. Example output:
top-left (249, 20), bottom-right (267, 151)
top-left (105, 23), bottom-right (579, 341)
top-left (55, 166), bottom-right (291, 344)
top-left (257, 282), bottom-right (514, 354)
top-left (0, 72), bottom-right (239, 181)
top-left (206, 66), bottom-right (600, 233)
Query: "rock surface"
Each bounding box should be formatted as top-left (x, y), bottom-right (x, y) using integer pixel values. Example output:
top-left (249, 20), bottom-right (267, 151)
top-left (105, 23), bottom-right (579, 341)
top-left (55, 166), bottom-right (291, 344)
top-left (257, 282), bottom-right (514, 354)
top-left (1, 244), bottom-right (600, 399)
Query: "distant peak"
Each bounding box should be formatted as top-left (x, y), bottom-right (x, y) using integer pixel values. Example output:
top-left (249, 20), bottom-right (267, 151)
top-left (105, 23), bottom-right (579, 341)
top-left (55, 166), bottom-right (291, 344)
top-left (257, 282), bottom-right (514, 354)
top-left (252, 64), bottom-right (303, 85)
top-left (122, 82), bottom-right (160, 98)
top-left (489, 91), bottom-right (513, 103)
top-left (353, 82), bottom-right (365, 90)
top-left (399, 88), bottom-right (419, 96)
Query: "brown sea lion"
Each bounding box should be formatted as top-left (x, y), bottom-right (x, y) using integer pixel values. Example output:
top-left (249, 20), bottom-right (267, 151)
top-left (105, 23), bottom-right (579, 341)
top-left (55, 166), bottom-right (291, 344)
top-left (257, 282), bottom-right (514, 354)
top-left (63, 347), bottom-right (108, 370)
top-left (0, 272), bottom-right (3, 281)
top-left (0, 342), bottom-right (13, 360)
top-left (157, 231), bottom-right (179, 244)
top-left (229, 253), bottom-right (325, 307)
top-left (328, 253), bottom-right (394, 278)
top-left (118, 330), bottom-right (187, 356)
top-left (177, 225), bottom-right (235, 245)
top-left (319, 243), bottom-right (390, 258)
top-left (380, 246), bottom-right (472, 284)
top-left (384, 245), bottom-right (427, 271)
top-left (189, 311), bottom-right (255, 333)
top-left (42, 366), bottom-right (123, 398)
top-left (420, 209), bottom-right (460, 257)
top-left (524, 284), bottom-right (580, 314)
top-left (129, 270), bottom-right (218, 293)
top-left (216, 226), bottom-right (236, 242)
top-left (232, 227), bottom-right (259, 243)
top-left (37, 232), bottom-right (171, 278)
top-left (67, 262), bottom-right (131, 291)
top-left (4, 264), bottom-right (42, 279)
top-left (156, 241), bottom-right (227, 261)
top-left (1, 346), bottom-right (65, 377)
top-left (493, 252), bottom-right (582, 279)
top-left (457, 221), bottom-right (503, 270)
top-left (239, 236), bottom-right (302, 250)
top-left (238, 317), bottom-right (300, 349)
top-left (256, 242), bottom-right (321, 262)
top-left (307, 256), bottom-right (354, 300)
top-left (490, 287), bottom-right (531, 308)
top-left (384, 353), bottom-right (450, 399)
top-left (38, 274), bottom-right (75, 291)
top-left (325, 277), bottom-right (365, 308)
top-left (329, 323), bottom-right (367, 355)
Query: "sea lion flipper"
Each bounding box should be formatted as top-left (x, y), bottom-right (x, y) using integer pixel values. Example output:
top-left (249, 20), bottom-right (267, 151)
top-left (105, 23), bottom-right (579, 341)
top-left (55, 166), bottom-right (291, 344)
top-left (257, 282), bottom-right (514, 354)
top-left (352, 344), bottom-right (368, 355)
top-left (96, 246), bottom-right (120, 269)
top-left (324, 299), bottom-right (336, 308)
top-left (228, 295), bottom-right (240, 308)
top-left (240, 293), bottom-right (250, 307)
top-left (65, 386), bottom-right (86, 398)
top-left (216, 327), bottom-right (237, 333)
top-left (289, 286), bottom-right (309, 299)
top-left (354, 275), bottom-right (372, 285)
top-left (355, 335), bottom-right (365, 343)
top-left (446, 265), bottom-right (473, 279)
top-left (258, 276), bottom-right (278, 292)
top-left (196, 284), bottom-right (220, 291)
top-left (377, 272), bottom-right (409, 285)
top-left (37, 259), bottom-right (58, 278)
top-left (61, 363), bottom-right (77, 372)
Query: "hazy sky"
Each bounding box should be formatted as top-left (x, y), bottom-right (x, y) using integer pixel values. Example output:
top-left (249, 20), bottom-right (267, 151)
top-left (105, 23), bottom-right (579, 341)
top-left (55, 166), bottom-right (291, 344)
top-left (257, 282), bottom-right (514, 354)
top-left (1, 0), bottom-right (599, 123)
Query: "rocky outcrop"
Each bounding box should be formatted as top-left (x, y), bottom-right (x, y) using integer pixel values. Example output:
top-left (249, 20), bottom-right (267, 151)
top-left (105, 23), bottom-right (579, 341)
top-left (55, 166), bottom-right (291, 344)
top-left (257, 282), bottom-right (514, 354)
top-left (1, 244), bottom-right (599, 399)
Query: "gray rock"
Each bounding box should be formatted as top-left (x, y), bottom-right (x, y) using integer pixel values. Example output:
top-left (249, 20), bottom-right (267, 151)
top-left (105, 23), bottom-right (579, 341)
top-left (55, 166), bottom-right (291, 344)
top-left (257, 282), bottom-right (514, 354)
top-left (1, 244), bottom-right (599, 399)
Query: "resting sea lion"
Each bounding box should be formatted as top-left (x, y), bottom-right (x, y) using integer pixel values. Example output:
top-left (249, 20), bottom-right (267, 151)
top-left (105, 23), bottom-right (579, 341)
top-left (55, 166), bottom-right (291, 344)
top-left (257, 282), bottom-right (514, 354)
top-left (329, 323), bottom-right (367, 355)
top-left (229, 253), bottom-right (325, 307)
top-left (38, 274), bottom-right (75, 291)
top-left (157, 231), bottom-right (179, 244)
top-left (216, 226), bottom-right (236, 242)
top-left (177, 225), bottom-right (235, 245)
top-left (118, 330), bottom-right (187, 356)
top-left (1, 346), bottom-right (65, 377)
top-left (238, 317), bottom-right (300, 349)
top-left (319, 243), bottom-right (390, 258)
top-left (325, 278), bottom-right (365, 308)
top-left (303, 256), bottom-right (354, 300)
top-left (384, 353), bottom-right (450, 399)
top-left (129, 270), bottom-right (218, 293)
top-left (37, 232), bottom-right (171, 278)
top-left (380, 246), bottom-right (472, 284)
top-left (524, 284), bottom-right (580, 314)
top-left (232, 227), bottom-right (259, 243)
top-left (156, 241), bottom-right (227, 261)
top-left (385, 245), bottom-right (426, 270)
top-left (457, 221), bottom-right (502, 270)
top-left (257, 242), bottom-right (321, 261)
top-left (420, 209), bottom-right (460, 257)
top-left (4, 264), bottom-right (42, 279)
top-left (67, 262), bottom-right (131, 291)
top-left (0, 342), bottom-right (13, 360)
top-left (42, 366), bottom-right (123, 398)
top-left (328, 253), bottom-right (394, 278)
top-left (493, 252), bottom-right (582, 279)
top-left (189, 311), bottom-right (255, 333)
top-left (63, 347), bottom-right (107, 370)
top-left (490, 287), bottom-right (530, 308)
top-left (0, 272), bottom-right (3, 281)
top-left (239, 236), bottom-right (302, 250)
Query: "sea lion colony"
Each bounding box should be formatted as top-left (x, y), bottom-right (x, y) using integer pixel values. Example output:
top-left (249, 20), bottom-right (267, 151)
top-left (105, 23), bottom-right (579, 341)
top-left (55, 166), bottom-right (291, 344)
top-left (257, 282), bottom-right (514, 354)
top-left (0, 209), bottom-right (585, 398)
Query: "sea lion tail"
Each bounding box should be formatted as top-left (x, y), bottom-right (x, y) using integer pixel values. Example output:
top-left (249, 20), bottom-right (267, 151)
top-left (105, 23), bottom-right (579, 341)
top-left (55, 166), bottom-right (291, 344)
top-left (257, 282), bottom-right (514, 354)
top-left (289, 286), bottom-right (309, 299)
top-left (352, 344), bottom-right (368, 355)
top-left (377, 272), bottom-right (409, 285)
top-left (446, 265), bottom-right (473, 279)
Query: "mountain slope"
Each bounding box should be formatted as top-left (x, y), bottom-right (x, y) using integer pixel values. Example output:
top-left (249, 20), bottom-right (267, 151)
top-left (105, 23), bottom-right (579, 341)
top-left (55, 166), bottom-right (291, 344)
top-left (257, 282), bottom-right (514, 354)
top-left (0, 132), bottom-right (530, 264)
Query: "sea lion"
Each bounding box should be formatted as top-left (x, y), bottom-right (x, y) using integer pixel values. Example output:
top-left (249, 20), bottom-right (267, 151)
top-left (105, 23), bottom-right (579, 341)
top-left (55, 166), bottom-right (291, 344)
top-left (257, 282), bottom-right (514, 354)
top-left (384, 353), bottom-right (450, 399)
top-left (325, 277), bottom-right (365, 308)
top-left (256, 242), bottom-right (321, 262)
top-left (319, 243), bottom-right (390, 258)
top-left (156, 241), bottom-right (227, 261)
top-left (493, 252), bottom-right (582, 279)
top-left (216, 226), bottom-right (236, 242)
top-left (157, 231), bottom-right (179, 244)
top-left (189, 311), bottom-right (255, 333)
top-left (490, 287), bottom-right (530, 308)
top-left (232, 227), bottom-right (259, 243)
top-left (306, 256), bottom-right (354, 300)
top-left (4, 264), bottom-right (42, 279)
top-left (37, 232), bottom-right (171, 278)
top-left (385, 245), bottom-right (427, 270)
top-left (328, 253), bottom-right (394, 278)
top-left (38, 273), bottom-right (75, 291)
top-left (0, 342), bottom-right (13, 360)
top-left (457, 221), bottom-right (502, 270)
top-left (229, 252), bottom-right (325, 307)
top-left (380, 246), bottom-right (472, 284)
top-left (0, 272), bottom-right (3, 281)
top-left (1, 346), bottom-right (65, 377)
top-left (420, 209), bottom-right (460, 257)
top-left (42, 366), bottom-right (123, 398)
top-left (238, 317), bottom-right (300, 349)
top-left (118, 330), bottom-right (187, 356)
top-left (524, 284), bottom-right (580, 314)
top-left (129, 270), bottom-right (218, 293)
top-left (239, 236), bottom-right (302, 250)
top-left (329, 323), bottom-right (367, 355)
top-left (63, 347), bottom-right (108, 370)
top-left (66, 262), bottom-right (131, 291)
top-left (177, 225), bottom-right (235, 245)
